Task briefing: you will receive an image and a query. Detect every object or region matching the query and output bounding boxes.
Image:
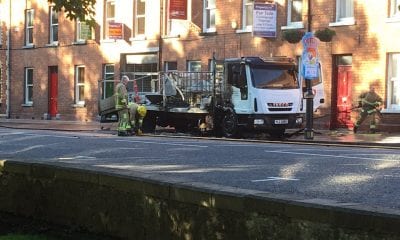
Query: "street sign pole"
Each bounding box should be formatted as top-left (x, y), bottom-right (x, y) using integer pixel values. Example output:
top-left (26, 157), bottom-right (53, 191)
top-left (304, 80), bottom-right (314, 139)
top-left (301, 32), bottom-right (319, 140)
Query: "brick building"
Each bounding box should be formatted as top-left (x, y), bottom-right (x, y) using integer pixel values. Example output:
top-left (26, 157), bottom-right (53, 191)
top-left (0, 0), bottom-right (399, 132)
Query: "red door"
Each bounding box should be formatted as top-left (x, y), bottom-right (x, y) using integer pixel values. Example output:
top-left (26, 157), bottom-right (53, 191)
top-left (49, 68), bottom-right (58, 117)
top-left (336, 65), bottom-right (353, 128)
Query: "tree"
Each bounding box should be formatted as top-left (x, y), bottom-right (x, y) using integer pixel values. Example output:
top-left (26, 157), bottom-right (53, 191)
top-left (48, 0), bottom-right (96, 26)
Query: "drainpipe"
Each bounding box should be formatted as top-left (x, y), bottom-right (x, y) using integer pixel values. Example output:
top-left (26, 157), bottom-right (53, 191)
top-left (5, 0), bottom-right (11, 118)
top-left (158, 0), bottom-right (164, 71)
top-left (307, 0), bottom-right (312, 32)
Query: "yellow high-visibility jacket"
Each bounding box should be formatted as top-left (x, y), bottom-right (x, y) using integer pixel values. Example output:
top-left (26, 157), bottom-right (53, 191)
top-left (115, 82), bottom-right (128, 110)
top-left (359, 91), bottom-right (382, 111)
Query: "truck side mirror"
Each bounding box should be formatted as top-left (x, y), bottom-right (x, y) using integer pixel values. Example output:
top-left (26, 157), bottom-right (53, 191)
top-left (237, 65), bottom-right (247, 88)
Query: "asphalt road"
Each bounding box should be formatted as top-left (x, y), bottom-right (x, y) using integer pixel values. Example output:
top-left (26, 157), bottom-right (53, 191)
top-left (1, 127), bottom-right (400, 211)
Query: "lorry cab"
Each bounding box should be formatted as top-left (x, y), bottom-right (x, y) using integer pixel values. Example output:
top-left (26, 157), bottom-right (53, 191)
top-left (220, 57), bottom-right (304, 138)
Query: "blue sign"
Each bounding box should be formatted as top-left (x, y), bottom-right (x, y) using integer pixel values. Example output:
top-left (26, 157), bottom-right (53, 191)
top-left (301, 32), bottom-right (319, 79)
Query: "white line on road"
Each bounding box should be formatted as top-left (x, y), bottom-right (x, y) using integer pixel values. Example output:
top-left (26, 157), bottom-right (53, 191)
top-left (24, 133), bottom-right (79, 139)
top-left (251, 177), bottom-right (300, 182)
top-left (58, 156), bottom-right (97, 160)
top-left (116, 139), bottom-right (208, 148)
top-left (0, 131), bottom-right (79, 139)
top-left (264, 150), bottom-right (400, 162)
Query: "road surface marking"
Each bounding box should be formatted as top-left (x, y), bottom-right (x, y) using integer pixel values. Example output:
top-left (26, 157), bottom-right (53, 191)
top-left (264, 150), bottom-right (400, 162)
top-left (25, 133), bottom-right (80, 139)
top-left (58, 156), bottom-right (97, 160)
top-left (116, 139), bottom-right (208, 148)
top-left (251, 177), bottom-right (299, 182)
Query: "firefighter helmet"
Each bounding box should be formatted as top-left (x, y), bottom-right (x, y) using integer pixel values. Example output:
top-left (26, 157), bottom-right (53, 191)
top-left (137, 105), bottom-right (147, 117)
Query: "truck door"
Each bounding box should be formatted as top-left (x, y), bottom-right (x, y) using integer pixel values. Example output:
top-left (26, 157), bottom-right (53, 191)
top-left (312, 62), bottom-right (325, 111)
top-left (230, 63), bottom-right (252, 114)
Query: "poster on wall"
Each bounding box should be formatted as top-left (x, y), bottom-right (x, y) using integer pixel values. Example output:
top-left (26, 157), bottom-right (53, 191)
top-left (169, 0), bottom-right (187, 20)
top-left (108, 22), bottom-right (123, 39)
top-left (252, 2), bottom-right (277, 38)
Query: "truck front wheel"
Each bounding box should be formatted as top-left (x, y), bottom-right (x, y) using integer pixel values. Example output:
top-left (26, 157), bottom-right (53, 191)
top-left (221, 111), bottom-right (238, 138)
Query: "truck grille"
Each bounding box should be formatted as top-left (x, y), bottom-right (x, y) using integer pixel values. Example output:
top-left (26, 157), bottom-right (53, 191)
top-left (267, 102), bottom-right (293, 111)
top-left (268, 107), bottom-right (293, 111)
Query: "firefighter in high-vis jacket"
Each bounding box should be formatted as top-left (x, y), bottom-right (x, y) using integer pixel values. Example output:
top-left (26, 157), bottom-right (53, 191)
top-left (129, 103), bottom-right (147, 135)
top-left (353, 84), bottom-right (383, 134)
top-left (115, 75), bottom-right (147, 136)
top-left (115, 75), bottom-right (131, 136)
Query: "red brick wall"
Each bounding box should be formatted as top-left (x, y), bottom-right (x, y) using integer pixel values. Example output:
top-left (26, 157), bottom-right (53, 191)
top-left (3, 0), bottom-right (400, 131)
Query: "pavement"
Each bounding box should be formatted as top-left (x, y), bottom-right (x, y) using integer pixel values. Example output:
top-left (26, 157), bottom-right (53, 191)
top-left (0, 117), bottom-right (400, 148)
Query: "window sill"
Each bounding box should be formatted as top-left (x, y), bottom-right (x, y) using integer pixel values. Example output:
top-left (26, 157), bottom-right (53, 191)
top-left (21, 103), bottom-right (33, 107)
top-left (23, 45), bottom-right (35, 49)
top-left (329, 19), bottom-right (355, 27)
top-left (235, 29), bottom-right (252, 34)
top-left (100, 39), bottom-right (116, 44)
top-left (199, 31), bottom-right (217, 36)
top-left (73, 40), bottom-right (87, 45)
top-left (281, 24), bottom-right (304, 30)
top-left (129, 36), bottom-right (147, 41)
top-left (381, 109), bottom-right (400, 113)
top-left (162, 34), bottom-right (180, 39)
top-left (72, 103), bottom-right (86, 108)
top-left (46, 42), bottom-right (59, 47)
top-left (386, 17), bottom-right (400, 23)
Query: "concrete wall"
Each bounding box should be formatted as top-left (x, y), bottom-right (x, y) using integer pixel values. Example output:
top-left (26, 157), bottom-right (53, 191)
top-left (1, 160), bottom-right (399, 240)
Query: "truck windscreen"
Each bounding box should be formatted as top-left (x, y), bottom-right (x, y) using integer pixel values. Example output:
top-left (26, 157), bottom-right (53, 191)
top-left (251, 66), bottom-right (298, 89)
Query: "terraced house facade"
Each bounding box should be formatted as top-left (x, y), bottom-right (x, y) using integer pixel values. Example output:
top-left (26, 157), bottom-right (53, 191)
top-left (0, 0), bottom-right (399, 132)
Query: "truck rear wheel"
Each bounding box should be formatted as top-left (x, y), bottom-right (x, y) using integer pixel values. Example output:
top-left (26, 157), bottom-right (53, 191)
top-left (174, 121), bottom-right (189, 133)
top-left (221, 111), bottom-right (238, 138)
top-left (142, 114), bottom-right (156, 133)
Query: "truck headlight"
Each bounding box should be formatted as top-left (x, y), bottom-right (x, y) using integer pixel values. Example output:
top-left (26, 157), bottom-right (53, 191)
top-left (296, 117), bottom-right (303, 124)
top-left (254, 119), bottom-right (264, 125)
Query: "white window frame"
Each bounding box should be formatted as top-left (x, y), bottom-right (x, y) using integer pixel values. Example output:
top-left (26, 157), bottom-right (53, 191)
top-left (135, 0), bottom-right (146, 37)
top-left (241, 0), bottom-right (253, 32)
top-left (76, 18), bottom-right (92, 42)
top-left (203, 0), bottom-right (216, 33)
top-left (105, 0), bottom-right (115, 39)
top-left (390, 0), bottom-right (400, 18)
top-left (386, 53), bottom-right (400, 112)
top-left (287, 0), bottom-right (303, 28)
top-left (24, 68), bottom-right (34, 105)
top-left (188, 60), bottom-right (202, 72)
top-left (329, 0), bottom-right (355, 26)
top-left (25, 9), bottom-right (34, 46)
top-left (165, 61), bottom-right (178, 72)
top-left (75, 66), bottom-right (85, 105)
top-left (0, 5), bottom-right (2, 45)
top-left (49, 6), bottom-right (58, 44)
top-left (103, 64), bottom-right (115, 98)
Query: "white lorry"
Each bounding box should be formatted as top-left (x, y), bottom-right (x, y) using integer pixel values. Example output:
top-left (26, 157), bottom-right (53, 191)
top-left (98, 56), bottom-right (324, 138)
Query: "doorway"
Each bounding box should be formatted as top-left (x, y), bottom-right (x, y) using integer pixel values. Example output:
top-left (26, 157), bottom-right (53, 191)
top-left (331, 55), bottom-right (353, 129)
top-left (48, 66), bottom-right (58, 118)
